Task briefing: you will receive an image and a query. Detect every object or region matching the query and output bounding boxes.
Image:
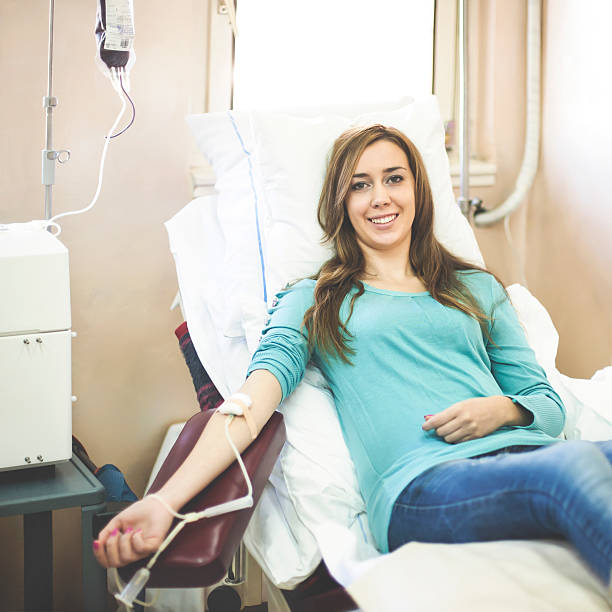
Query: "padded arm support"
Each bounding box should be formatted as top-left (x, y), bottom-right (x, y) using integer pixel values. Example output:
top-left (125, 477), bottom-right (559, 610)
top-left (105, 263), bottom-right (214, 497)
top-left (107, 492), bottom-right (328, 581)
top-left (118, 409), bottom-right (286, 588)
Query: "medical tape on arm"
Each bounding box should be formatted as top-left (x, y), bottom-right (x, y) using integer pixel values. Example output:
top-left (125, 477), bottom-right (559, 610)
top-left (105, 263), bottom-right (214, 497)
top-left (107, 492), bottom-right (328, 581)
top-left (217, 393), bottom-right (258, 440)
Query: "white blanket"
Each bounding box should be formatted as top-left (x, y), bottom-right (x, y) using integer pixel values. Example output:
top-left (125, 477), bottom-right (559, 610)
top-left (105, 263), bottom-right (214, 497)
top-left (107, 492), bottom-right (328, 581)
top-left (343, 537), bottom-right (612, 611)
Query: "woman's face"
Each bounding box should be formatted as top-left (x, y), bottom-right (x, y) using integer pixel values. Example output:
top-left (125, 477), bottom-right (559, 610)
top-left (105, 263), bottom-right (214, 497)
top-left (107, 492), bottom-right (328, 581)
top-left (345, 139), bottom-right (416, 256)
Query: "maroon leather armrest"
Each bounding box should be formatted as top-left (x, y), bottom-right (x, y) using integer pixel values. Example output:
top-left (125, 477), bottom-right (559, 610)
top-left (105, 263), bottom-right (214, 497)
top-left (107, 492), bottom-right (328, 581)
top-left (119, 409), bottom-right (286, 588)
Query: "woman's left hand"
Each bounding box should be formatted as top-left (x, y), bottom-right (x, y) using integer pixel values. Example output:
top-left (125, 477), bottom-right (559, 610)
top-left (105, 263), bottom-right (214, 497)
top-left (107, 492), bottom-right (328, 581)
top-left (422, 396), bottom-right (530, 443)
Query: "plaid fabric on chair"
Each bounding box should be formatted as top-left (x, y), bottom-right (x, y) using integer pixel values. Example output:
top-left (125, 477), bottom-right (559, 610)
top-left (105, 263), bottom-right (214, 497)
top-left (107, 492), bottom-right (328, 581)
top-left (175, 321), bottom-right (224, 411)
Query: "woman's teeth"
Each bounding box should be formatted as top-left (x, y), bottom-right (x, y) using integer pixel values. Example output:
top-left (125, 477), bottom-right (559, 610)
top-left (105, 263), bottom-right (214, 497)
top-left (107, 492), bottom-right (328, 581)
top-left (369, 214), bottom-right (397, 225)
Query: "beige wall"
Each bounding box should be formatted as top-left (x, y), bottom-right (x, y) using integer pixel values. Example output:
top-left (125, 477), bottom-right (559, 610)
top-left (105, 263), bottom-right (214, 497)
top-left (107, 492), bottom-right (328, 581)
top-left (0, 0), bottom-right (610, 609)
top-left (528, 0), bottom-right (612, 377)
top-left (467, 0), bottom-right (530, 284)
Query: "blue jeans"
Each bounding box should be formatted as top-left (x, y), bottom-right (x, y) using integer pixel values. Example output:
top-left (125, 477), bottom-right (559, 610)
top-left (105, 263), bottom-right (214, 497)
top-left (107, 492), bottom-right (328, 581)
top-left (388, 440), bottom-right (612, 585)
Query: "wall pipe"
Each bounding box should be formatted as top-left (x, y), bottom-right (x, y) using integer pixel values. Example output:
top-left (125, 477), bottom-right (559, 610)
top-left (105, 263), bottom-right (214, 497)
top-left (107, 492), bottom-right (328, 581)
top-left (474, 0), bottom-right (542, 227)
top-left (456, 0), bottom-right (471, 219)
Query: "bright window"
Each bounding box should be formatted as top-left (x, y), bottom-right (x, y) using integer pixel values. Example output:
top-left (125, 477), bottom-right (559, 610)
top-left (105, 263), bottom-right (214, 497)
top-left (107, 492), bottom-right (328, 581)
top-left (233, 0), bottom-right (435, 110)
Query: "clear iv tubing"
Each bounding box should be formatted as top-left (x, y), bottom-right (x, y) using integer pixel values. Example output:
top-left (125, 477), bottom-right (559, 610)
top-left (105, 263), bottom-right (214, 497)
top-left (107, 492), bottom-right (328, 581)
top-left (49, 68), bottom-right (127, 226)
top-left (109, 413), bottom-right (254, 610)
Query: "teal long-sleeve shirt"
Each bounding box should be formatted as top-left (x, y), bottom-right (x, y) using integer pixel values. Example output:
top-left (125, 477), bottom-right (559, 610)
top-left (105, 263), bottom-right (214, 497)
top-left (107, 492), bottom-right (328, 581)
top-left (247, 270), bottom-right (566, 553)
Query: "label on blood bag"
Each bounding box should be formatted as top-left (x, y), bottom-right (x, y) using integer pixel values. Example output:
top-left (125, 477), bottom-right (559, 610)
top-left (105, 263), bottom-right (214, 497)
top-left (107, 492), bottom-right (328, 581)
top-left (105, 0), bottom-right (135, 51)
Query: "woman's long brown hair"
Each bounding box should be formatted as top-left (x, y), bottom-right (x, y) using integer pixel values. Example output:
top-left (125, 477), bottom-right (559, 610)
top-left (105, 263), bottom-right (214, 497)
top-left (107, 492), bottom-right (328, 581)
top-left (302, 124), bottom-right (504, 364)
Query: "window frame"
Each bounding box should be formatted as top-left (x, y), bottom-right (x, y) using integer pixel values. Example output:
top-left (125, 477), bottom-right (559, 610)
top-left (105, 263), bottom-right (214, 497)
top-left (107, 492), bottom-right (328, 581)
top-left (194, 0), bottom-right (495, 195)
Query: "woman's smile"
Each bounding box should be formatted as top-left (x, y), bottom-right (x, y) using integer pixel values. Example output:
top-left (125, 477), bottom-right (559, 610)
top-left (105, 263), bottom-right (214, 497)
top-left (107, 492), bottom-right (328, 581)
top-left (368, 213), bottom-right (399, 226)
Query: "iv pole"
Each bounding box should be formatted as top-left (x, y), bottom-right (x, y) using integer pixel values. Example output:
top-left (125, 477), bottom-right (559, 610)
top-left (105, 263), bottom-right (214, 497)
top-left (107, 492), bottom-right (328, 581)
top-left (42, 0), bottom-right (70, 221)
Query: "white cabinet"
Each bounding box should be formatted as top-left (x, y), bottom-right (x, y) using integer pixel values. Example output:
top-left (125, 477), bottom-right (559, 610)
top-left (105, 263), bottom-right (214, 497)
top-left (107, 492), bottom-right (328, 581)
top-left (0, 330), bottom-right (72, 471)
top-left (0, 225), bottom-right (72, 471)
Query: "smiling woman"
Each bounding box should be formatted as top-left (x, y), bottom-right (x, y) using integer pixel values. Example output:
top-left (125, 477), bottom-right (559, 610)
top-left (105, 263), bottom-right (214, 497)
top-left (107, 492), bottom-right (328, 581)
top-left (346, 139), bottom-right (418, 285)
top-left (94, 123), bottom-right (612, 597)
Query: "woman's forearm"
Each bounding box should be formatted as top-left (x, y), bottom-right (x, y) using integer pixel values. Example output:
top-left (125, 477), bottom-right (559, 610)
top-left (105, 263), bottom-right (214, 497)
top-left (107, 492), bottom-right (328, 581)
top-left (156, 369), bottom-right (282, 512)
top-left (502, 397), bottom-right (534, 427)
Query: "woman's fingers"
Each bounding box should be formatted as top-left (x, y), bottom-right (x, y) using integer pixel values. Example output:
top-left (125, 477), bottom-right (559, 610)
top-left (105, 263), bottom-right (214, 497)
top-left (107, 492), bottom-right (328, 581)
top-left (104, 529), bottom-right (124, 567)
top-left (98, 516), bottom-right (123, 542)
top-left (434, 417), bottom-right (464, 440)
top-left (92, 538), bottom-right (107, 567)
top-left (132, 529), bottom-right (157, 556)
top-left (442, 427), bottom-right (473, 444)
top-left (93, 521), bottom-right (120, 568)
top-left (97, 528), bottom-right (149, 567)
top-left (93, 520), bottom-right (137, 567)
top-left (118, 529), bottom-right (140, 564)
top-left (426, 412), bottom-right (477, 443)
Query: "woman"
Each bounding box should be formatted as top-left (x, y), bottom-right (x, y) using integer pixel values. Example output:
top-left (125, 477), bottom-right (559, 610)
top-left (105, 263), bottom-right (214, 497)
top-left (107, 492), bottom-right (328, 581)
top-left (94, 125), bottom-right (612, 588)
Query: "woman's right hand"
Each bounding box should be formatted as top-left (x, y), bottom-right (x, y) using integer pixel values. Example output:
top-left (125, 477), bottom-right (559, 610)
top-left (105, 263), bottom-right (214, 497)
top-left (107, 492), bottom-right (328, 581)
top-left (93, 496), bottom-right (175, 568)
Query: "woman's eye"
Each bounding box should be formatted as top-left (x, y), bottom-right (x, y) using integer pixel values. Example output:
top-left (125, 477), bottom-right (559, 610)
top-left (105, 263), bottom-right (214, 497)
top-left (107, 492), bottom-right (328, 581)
top-left (387, 175), bottom-right (403, 184)
top-left (351, 182), bottom-right (368, 191)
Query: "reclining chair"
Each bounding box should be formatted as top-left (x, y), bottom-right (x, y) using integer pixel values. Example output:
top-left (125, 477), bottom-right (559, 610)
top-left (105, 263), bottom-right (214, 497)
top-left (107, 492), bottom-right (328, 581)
top-left (113, 322), bottom-right (357, 612)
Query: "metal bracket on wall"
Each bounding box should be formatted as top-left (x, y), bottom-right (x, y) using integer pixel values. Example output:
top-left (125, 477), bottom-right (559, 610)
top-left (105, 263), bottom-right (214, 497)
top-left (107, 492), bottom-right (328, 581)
top-left (217, 0), bottom-right (237, 36)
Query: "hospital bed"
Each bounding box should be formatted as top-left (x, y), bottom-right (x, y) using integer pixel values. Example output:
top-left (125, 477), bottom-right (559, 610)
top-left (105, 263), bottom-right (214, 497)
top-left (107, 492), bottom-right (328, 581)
top-left (125, 96), bottom-right (612, 611)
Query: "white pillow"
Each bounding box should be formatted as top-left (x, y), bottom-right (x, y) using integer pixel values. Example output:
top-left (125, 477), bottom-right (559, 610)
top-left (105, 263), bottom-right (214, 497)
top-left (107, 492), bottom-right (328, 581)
top-left (251, 98), bottom-right (483, 297)
top-left (184, 112), bottom-right (263, 339)
top-left (187, 96), bottom-right (484, 347)
top-left (560, 368), bottom-right (612, 442)
top-left (165, 195), bottom-right (251, 397)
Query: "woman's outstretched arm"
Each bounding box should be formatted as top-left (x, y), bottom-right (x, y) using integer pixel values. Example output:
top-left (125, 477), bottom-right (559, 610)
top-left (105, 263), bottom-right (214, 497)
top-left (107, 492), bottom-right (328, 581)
top-left (93, 368), bottom-right (282, 569)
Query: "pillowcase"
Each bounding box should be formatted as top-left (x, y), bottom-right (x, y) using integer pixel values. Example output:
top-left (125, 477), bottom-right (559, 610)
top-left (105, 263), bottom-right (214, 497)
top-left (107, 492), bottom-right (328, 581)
top-left (186, 96), bottom-right (484, 351)
top-left (251, 98), bottom-right (483, 297)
